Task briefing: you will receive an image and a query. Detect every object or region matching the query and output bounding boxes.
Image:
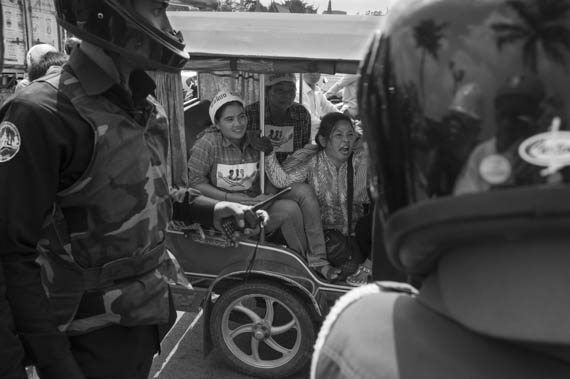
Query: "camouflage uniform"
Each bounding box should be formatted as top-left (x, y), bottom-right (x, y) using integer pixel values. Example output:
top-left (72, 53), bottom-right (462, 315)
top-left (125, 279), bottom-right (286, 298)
top-left (35, 68), bottom-right (186, 335)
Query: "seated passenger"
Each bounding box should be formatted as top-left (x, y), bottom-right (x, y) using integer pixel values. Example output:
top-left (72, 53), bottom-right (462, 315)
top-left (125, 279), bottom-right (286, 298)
top-left (246, 73), bottom-right (312, 163)
top-left (265, 112), bottom-right (372, 286)
top-left (187, 91), bottom-right (338, 280)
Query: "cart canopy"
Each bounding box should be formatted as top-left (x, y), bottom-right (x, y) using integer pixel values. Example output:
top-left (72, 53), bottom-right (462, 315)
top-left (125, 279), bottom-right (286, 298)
top-left (169, 12), bottom-right (383, 74)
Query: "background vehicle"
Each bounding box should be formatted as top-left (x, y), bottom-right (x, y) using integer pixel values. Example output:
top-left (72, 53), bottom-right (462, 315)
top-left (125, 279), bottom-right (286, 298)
top-left (0, 0), bottom-right (67, 104)
top-left (165, 11), bottom-right (382, 378)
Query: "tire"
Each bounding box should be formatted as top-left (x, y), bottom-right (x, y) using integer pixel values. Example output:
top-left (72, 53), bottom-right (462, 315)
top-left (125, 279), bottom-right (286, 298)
top-left (210, 280), bottom-right (316, 378)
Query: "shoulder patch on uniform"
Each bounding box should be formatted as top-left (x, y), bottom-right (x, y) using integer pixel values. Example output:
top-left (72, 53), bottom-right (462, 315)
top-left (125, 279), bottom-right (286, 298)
top-left (0, 121), bottom-right (21, 163)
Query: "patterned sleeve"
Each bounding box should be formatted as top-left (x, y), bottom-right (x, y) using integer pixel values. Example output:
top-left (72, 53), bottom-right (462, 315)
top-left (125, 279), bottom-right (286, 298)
top-left (265, 153), bottom-right (309, 188)
top-left (187, 135), bottom-right (216, 186)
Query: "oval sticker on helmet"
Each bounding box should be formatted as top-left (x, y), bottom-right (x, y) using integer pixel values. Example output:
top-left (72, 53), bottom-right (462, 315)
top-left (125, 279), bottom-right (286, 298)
top-left (479, 154), bottom-right (511, 185)
top-left (518, 129), bottom-right (570, 172)
top-left (0, 122), bottom-right (21, 163)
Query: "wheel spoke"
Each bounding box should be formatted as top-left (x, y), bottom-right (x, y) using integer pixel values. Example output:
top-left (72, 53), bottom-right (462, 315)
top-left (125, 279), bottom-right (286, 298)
top-left (265, 337), bottom-right (292, 356)
top-left (264, 298), bottom-right (275, 324)
top-left (228, 323), bottom-right (255, 339)
top-left (234, 302), bottom-right (261, 323)
top-left (271, 319), bottom-right (296, 335)
top-left (251, 337), bottom-right (261, 362)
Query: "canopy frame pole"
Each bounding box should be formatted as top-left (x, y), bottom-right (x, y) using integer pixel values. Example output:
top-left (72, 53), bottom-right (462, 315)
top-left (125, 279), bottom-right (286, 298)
top-left (259, 74), bottom-right (266, 194)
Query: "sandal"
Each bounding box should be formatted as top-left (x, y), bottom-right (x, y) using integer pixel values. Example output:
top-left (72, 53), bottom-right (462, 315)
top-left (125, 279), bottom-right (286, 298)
top-left (346, 265), bottom-right (372, 287)
top-left (314, 264), bottom-right (341, 282)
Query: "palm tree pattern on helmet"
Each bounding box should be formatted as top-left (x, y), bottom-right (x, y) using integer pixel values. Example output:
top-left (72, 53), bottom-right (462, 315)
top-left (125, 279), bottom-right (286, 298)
top-left (491, 0), bottom-right (570, 72)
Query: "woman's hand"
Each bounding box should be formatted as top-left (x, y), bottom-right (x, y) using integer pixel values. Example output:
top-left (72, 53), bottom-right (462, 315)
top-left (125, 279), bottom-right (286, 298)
top-left (250, 133), bottom-right (274, 154)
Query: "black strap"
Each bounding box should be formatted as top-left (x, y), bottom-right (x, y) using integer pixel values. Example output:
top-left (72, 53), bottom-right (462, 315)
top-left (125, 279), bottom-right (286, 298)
top-left (347, 153), bottom-right (354, 234)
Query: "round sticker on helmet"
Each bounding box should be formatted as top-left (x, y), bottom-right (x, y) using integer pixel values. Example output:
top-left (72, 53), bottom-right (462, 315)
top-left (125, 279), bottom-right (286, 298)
top-left (479, 154), bottom-right (511, 185)
top-left (0, 122), bottom-right (21, 162)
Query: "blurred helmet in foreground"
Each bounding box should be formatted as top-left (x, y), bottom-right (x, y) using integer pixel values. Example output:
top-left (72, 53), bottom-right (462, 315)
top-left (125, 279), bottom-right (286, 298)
top-left (359, 0), bottom-right (570, 276)
top-left (359, 0), bottom-right (570, 215)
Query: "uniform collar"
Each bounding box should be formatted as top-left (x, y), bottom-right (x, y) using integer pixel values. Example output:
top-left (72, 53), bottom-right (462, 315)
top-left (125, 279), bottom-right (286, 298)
top-left (69, 42), bottom-right (156, 100)
top-left (68, 42), bottom-right (118, 96)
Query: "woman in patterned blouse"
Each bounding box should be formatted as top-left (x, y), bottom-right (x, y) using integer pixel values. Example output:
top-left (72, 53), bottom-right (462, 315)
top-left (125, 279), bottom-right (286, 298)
top-left (265, 112), bottom-right (372, 286)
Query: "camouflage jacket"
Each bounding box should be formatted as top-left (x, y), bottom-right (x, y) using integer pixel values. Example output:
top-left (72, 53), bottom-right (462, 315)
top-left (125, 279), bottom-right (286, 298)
top-left (36, 69), bottom-right (184, 335)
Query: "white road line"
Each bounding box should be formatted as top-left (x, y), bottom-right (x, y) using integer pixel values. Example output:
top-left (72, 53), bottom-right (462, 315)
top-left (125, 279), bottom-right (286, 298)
top-left (152, 309), bottom-right (204, 378)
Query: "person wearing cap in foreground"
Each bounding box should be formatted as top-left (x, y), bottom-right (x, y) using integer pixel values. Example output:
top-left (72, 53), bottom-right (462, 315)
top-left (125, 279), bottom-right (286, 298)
top-left (189, 91), bottom-right (340, 281)
top-left (246, 73), bottom-right (312, 163)
top-left (15, 43), bottom-right (57, 92)
top-left (454, 74), bottom-right (545, 194)
top-left (424, 82), bottom-right (483, 196)
top-left (311, 0), bottom-right (570, 378)
top-left (0, 1), bottom-right (263, 377)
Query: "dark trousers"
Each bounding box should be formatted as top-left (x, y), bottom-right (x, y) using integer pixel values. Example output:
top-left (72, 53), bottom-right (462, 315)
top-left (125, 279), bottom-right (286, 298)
top-left (69, 324), bottom-right (159, 379)
top-left (0, 293), bottom-right (26, 379)
top-left (0, 315), bottom-right (26, 379)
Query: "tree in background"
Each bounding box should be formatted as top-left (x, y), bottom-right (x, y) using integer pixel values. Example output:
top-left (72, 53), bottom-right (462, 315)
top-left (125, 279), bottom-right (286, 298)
top-left (217, 0), bottom-right (265, 11)
top-left (282, 0), bottom-right (318, 13)
top-left (215, 0), bottom-right (316, 13)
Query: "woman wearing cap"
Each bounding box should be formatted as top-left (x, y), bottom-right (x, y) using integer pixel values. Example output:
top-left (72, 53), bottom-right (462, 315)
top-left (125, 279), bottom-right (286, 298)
top-left (188, 91), bottom-right (339, 280)
top-left (265, 112), bottom-right (372, 286)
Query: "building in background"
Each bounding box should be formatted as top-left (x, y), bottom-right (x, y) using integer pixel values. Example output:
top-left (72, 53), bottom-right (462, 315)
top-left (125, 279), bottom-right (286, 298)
top-left (322, 0), bottom-right (346, 15)
top-left (1, 0), bottom-right (67, 104)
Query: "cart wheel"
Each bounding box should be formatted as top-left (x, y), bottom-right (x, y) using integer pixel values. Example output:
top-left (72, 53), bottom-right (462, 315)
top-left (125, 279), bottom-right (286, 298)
top-left (210, 280), bottom-right (315, 378)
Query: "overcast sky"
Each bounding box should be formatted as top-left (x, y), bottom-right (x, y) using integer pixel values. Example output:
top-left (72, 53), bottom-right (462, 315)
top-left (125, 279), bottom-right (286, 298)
top-left (261, 0), bottom-right (390, 14)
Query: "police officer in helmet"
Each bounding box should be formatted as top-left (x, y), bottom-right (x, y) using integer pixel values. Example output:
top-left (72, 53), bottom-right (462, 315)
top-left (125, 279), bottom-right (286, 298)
top-left (312, 0), bottom-right (570, 377)
top-left (0, 1), bottom-right (264, 377)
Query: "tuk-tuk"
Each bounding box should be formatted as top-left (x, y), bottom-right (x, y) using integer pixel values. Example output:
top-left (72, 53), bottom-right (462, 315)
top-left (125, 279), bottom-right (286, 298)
top-left (166, 11), bottom-right (382, 378)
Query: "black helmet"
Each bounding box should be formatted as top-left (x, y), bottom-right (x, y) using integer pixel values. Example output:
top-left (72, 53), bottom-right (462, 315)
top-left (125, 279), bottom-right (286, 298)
top-left (55, 0), bottom-right (189, 72)
top-left (359, 0), bottom-right (570, 275)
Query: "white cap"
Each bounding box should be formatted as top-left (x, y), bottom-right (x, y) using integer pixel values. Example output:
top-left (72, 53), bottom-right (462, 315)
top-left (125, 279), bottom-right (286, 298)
top-left (209, 91), bottom-right (245, 125)
top-left (266, 73), bottom-right (297, 87)
top-left (26, 44), bottom-right (57, 68)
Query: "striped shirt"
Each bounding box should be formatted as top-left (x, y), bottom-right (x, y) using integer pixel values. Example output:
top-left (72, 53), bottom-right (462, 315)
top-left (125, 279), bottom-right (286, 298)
top-left (245, 100), bottom-right (311, 163)
top-left (265, 145), bottom-right (369, 234)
